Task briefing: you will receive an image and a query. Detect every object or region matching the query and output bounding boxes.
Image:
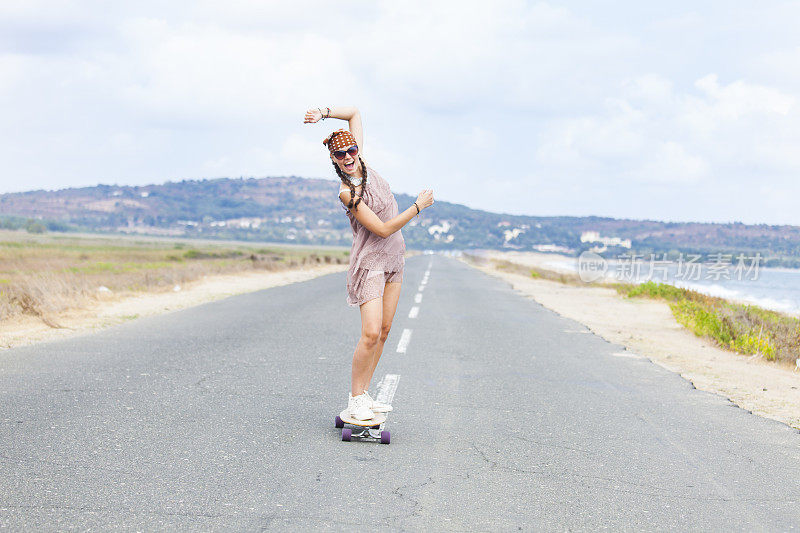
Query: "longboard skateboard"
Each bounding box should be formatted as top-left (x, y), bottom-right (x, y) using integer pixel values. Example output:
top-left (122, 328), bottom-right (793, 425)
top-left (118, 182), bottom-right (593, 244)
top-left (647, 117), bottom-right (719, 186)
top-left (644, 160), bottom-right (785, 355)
top-left (335, 409), bottom-right (390, 444)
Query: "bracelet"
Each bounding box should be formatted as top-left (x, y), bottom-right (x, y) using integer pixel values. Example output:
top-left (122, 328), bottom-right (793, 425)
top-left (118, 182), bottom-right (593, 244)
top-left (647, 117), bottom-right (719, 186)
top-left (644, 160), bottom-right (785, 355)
top-left (413, 202), bottom-right (420, 215)
top-left (323, 107), bottom-right (331, 120)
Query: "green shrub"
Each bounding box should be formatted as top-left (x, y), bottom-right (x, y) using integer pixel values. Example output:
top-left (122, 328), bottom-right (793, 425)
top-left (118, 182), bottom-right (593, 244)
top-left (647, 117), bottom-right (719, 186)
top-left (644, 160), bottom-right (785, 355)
top-left (625, 281), bottom-right (685, 301)
top-left (617, 281), bottom-right (798, 363)
top-left (730, 332), bottom-right (776, 360)
top-left (25, 220), bottom-right (47, 234)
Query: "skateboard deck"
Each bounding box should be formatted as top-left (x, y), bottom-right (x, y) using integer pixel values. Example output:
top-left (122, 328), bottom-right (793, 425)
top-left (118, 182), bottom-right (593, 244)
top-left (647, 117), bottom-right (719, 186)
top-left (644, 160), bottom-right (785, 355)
top-left (336, 409), bottom-right (390, 444)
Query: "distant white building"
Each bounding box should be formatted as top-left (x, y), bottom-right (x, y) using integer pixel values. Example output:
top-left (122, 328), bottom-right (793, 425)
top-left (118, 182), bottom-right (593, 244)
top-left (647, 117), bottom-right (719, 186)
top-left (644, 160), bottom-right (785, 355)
top-left (225, 217), bottom-right (262, 229)
top-left (503, 228), bottom-right (524, 242)
top-left (426, 220), bottom-right (454, 241)
top-left (532, 244), bottom-right (573, 253)
top-left (428, 220), bottom-right (451, 236)
top-left (580, 231), bottom-right (631, 249)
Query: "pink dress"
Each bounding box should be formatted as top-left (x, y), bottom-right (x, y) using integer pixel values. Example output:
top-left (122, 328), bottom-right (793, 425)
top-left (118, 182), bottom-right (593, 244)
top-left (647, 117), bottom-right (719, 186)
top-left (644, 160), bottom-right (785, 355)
top-left (338, 165), bottom-right (406, 307)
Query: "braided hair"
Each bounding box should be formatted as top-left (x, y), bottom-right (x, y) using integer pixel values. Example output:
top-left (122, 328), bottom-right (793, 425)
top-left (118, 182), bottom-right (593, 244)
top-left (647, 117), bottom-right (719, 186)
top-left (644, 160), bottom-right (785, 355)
top-left (333, 155), bottom-right (368, 211)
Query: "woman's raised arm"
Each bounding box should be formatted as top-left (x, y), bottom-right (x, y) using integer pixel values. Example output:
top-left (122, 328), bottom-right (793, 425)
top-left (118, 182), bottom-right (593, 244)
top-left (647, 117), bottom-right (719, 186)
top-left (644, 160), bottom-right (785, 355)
top-left (304, 106), bottom-right (364, 153)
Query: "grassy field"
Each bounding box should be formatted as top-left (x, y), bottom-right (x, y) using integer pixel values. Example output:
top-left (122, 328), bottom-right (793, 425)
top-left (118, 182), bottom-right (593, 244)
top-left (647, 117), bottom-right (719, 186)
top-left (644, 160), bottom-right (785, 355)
top-left (465, 254), bottom-right (800, 366)
top-left (0, 230), bottom-right (349, 325)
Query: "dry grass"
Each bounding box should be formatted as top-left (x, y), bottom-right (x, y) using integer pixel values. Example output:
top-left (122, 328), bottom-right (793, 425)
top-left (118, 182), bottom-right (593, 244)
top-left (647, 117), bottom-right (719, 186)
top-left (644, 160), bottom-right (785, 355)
top-left (0, 231), bottom-right (348, 326)
top-left (464, 253), bottom-right (582, 284)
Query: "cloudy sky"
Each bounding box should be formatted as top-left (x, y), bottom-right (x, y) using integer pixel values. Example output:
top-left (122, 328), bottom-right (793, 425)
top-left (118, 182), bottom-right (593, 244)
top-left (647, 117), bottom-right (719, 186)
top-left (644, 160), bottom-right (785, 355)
top-left (2, 1), bottom-right (800, 224)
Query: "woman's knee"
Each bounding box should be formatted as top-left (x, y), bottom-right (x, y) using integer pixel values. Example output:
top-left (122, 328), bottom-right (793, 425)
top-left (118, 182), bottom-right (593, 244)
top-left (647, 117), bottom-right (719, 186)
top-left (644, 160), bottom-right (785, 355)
top-left (379, 323), bottom-right (392, 342)
top-left (361, 327), bottom-right (381, 346)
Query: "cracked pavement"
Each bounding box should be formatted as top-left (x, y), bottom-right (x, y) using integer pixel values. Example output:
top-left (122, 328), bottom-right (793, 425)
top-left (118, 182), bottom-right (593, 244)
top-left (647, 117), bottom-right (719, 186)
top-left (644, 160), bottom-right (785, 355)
top-left (1, 254), bottom-right (800, 531)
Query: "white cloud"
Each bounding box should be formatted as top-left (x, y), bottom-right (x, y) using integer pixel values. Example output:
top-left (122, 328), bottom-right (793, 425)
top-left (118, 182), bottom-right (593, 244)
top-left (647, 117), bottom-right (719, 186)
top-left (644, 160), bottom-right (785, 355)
top-left (635, 141), bottom-right (708, 183)
top-left (535, 72), bottom-right (798, 192)
top-left (1, 1), bottom-right (800, 224)
top-left (693, 73), bottom-right (793, 118)
top-left (280, 134), bottom-right (320, 170)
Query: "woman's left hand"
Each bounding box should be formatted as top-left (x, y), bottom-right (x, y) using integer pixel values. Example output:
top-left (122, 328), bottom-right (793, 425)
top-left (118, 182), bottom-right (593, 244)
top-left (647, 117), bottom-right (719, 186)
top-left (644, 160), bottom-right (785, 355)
top-left (304, 108), bottom-right (323, 124)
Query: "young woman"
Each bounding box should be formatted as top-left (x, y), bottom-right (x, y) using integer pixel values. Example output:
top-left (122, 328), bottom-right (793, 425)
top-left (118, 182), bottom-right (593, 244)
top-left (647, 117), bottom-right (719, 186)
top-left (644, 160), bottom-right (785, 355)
top-left (303, 106), bottom-right (434, 420)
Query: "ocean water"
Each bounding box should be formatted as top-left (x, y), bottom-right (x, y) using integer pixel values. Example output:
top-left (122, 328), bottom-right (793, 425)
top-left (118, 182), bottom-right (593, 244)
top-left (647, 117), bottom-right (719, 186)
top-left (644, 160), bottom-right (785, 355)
top-left (568, 256), bottom-right (800, 316)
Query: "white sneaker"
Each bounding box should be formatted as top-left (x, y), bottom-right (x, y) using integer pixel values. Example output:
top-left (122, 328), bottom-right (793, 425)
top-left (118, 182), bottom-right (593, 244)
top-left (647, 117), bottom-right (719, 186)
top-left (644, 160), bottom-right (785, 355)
top-left (348, 392), bottom-right (376, 421)
top-left (363, 389), bottom-right (392, 413)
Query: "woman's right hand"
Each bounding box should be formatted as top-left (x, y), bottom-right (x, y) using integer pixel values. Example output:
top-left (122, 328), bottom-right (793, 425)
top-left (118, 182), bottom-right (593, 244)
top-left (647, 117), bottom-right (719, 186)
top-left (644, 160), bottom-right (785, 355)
top-left (416, 189), bottom-right (434, 210)
top-left (304, 108), bottom-right (323, 123)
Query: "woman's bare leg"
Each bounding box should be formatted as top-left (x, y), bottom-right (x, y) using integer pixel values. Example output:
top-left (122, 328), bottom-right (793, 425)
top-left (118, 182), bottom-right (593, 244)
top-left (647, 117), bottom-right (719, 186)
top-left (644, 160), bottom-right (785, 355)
top-left (364, 281), bottom-right (402, 391)
top-left (352, 296), bottom-right (382, 396)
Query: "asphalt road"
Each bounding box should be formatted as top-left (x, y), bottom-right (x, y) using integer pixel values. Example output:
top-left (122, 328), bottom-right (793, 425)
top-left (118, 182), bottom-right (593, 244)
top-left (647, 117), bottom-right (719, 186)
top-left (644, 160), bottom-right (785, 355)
top-left (2, 253), bottom-right (799, 531)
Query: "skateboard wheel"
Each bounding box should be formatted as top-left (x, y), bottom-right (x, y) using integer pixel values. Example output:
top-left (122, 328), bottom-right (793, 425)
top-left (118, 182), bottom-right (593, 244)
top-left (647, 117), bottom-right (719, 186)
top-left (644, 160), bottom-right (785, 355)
top-left (342, 428), bottom-right (352, 441)
top-left (335, 416), bottom-right (344, 429)
top-left (380, 430), bottom-right (390, 444)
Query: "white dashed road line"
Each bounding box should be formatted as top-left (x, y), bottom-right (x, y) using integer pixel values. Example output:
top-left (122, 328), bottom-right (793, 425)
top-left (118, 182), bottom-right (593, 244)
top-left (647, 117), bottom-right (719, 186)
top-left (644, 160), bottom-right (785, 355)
top-left (396, 329), bottom-right (412, 353)
top-left (395, 265), bottom-right (431, 356)
top-left (611, 351), bottom-right (645, 359)
top-left (375, 374), bottom-right (401, 405)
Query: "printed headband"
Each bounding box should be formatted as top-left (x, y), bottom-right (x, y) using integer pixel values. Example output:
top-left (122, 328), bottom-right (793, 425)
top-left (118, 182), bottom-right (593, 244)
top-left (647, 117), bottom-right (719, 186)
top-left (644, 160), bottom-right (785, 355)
top-left (323, 129), bottom-right (357, 153)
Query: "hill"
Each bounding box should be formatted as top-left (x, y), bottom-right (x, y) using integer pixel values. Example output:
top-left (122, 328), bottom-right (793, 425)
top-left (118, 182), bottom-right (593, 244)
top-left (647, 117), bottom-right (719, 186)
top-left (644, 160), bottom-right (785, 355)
top-left (2, 176), bottom-right (800, 267)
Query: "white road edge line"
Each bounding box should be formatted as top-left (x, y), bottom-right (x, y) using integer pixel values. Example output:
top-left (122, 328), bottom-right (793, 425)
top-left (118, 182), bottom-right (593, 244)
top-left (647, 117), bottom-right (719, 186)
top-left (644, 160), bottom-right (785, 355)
top-left (408, 306), bottom-right (419, 318)
top-left (396, 329), bottom-right (412, 353)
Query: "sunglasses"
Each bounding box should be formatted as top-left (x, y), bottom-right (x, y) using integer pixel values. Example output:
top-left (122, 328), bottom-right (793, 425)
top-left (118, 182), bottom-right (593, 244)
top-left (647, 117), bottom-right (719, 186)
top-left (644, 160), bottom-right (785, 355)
top-left (333, 145), bottom-right (359, 160)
